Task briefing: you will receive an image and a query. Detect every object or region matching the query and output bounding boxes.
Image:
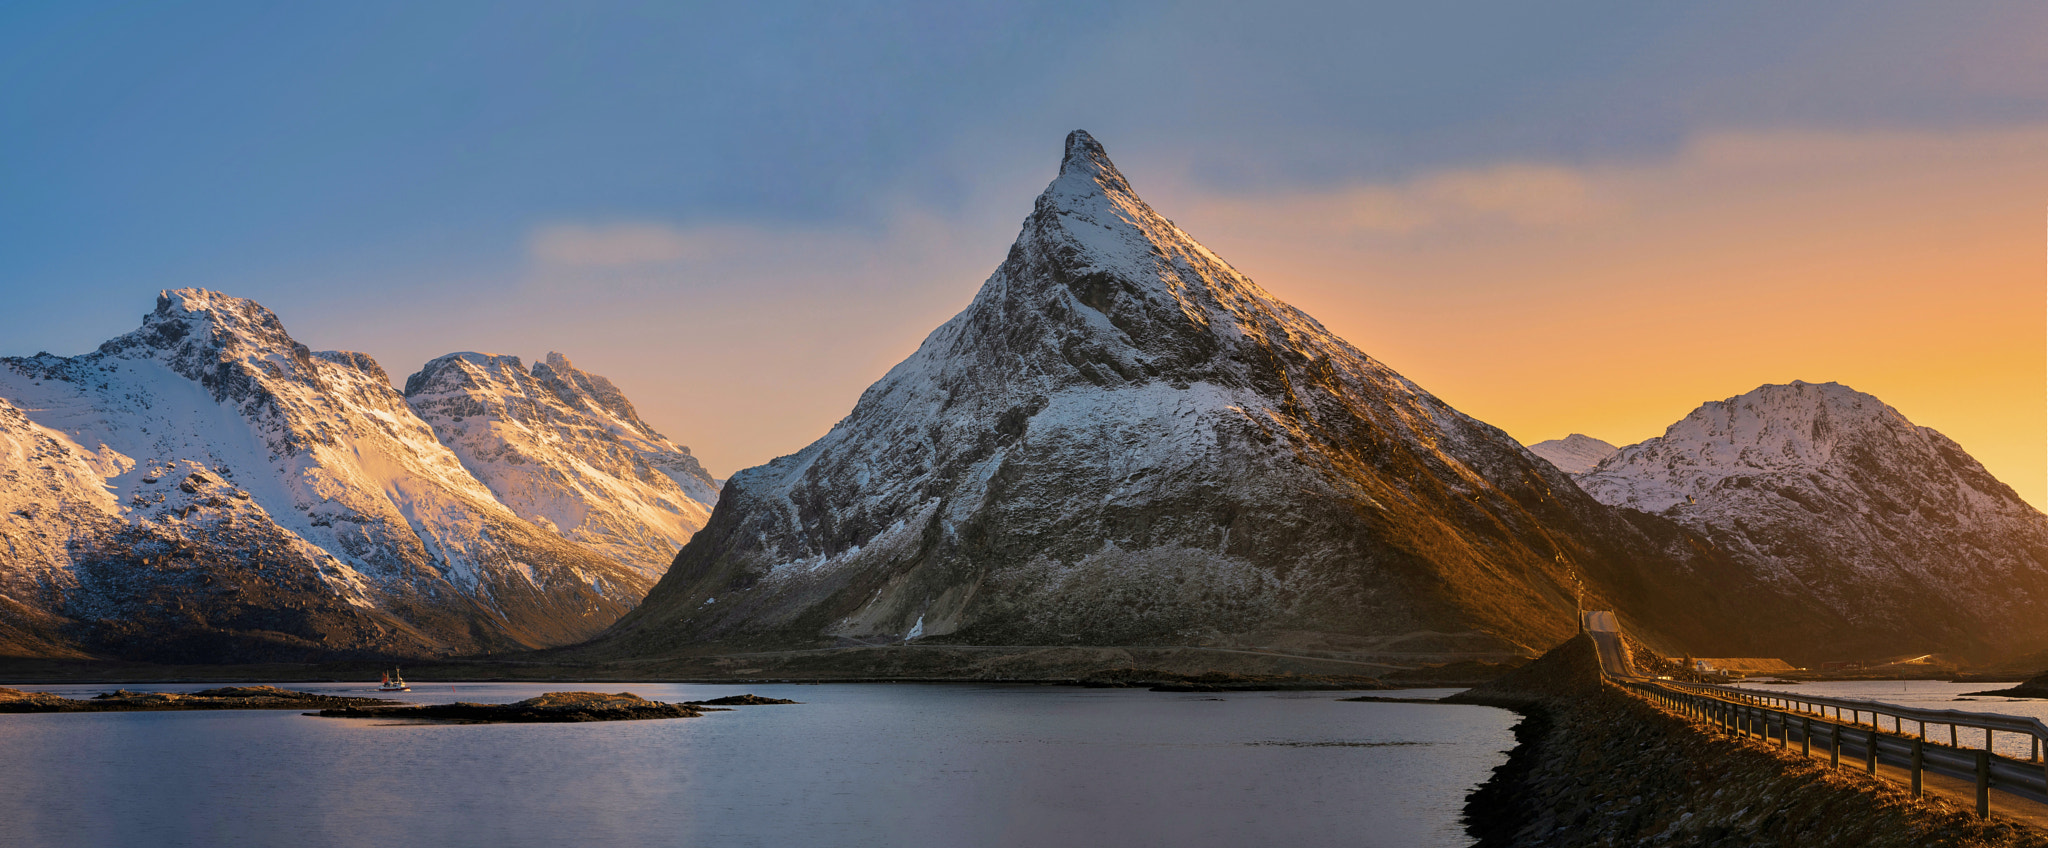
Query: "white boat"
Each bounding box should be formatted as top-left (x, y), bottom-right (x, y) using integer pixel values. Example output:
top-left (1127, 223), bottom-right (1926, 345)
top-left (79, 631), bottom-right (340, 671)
top-left (378, 668), bottom-right (411, 692)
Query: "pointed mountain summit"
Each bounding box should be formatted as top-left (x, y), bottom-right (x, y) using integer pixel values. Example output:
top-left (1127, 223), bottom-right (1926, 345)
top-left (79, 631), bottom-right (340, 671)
top-left (1578, 381), bottom-right (2048, 659)
top-left (0, 290), bottom-right (665, 660)
top-left (597, 131), bottom-right (1755, 660)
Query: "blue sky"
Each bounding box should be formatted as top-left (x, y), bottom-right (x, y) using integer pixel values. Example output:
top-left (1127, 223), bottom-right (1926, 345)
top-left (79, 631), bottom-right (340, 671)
top-left (3, 2), bottom-right (2045, 500)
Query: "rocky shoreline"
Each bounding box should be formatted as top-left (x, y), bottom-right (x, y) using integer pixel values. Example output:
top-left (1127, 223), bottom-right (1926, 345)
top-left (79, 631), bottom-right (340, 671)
top-left (1448, 637), bottom-right (2048, 847)
top-left (0, 643), bottom-right (1522, 688)
top-left (0, 685), bottom-right (399, 713)
top-left (1962, 681), bottom-right (2048, 698)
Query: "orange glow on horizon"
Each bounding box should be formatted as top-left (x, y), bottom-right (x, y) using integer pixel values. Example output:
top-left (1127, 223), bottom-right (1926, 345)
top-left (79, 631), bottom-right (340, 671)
top-left (1163, 126), bottom-right (2048, 509)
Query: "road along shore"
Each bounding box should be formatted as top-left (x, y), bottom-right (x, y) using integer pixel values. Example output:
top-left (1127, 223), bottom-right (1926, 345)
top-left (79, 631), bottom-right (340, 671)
top-left (1446, 635), bottom-right (2048, 847)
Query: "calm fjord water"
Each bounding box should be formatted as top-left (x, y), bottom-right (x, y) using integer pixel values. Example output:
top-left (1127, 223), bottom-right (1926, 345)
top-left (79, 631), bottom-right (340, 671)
top-left (0, 682), bottom-right (1511, 848)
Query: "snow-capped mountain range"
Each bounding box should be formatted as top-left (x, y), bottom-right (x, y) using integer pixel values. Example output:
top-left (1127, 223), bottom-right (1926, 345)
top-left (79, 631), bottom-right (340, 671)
top-left (0, 290), bottom-right (715, 660)
top-left (595, 130), bottom-right (1780, 661)
top-left (1569, 381), bottom-right (2048, 659)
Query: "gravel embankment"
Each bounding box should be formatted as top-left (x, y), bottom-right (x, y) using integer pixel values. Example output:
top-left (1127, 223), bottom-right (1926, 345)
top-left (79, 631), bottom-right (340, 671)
top-left (1447, 636), bottom-right (2048, 847)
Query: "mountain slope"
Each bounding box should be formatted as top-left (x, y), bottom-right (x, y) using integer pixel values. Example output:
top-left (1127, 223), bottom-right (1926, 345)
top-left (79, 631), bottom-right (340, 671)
top-left (1577, 381), bottom-right (2048, 660)
top-left (1527, 434), bottom-right (1618, 474)
top-left (404, 351), bottom-right (717, 579)
top-left (593, 131), bottom-right (1775, 661)
top-left (0, 290), bottom-right (675, 660)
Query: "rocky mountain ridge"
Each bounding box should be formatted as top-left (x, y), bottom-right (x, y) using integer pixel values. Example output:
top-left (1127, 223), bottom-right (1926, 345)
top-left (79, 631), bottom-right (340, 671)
top-left (0, 289), bottom-right (714, 661)
top-left (1575, 380), bottom-right (2048, 660)
top-left (404, 350), bottom-right (717, 581)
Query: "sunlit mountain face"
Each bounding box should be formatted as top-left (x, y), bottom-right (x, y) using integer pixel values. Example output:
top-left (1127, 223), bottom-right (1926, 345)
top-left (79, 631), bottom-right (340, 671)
top-left (0, 289), bottom-right (714, 661)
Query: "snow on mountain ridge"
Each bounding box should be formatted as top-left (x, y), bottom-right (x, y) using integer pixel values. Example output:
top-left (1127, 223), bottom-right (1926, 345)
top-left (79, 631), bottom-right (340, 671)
top-left (1527, 434), bottom-right (1618, 475)
top-left (1575, 380), bottom-right (2048, 659)
top-left (403, 350), bottom-right (717, 580)
top-left (1580, 381), bottom-right (1977, 513)
top-left (0, 288), bottom-right (701, 660)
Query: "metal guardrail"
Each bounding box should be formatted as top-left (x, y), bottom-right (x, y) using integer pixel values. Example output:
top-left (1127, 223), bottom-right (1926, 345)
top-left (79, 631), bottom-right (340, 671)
top-left (1656, 678), bottom-right (2048, 758)
top-left (1584, 612), bottom-right (2048, 819)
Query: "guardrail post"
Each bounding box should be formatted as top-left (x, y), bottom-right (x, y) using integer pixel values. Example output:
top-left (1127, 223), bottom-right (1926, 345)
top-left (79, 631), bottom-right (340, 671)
top-left (1866, 728), bottom-right (1878, 774)
top-left (1976, 749), bottom-right (1991, 819)
top-left (1911, 737), bottom-right (1923, 797)
top-left (1802, 716), bottom-right (1811, 757)
top-left (1830, 723), bottom-right (1841, 769)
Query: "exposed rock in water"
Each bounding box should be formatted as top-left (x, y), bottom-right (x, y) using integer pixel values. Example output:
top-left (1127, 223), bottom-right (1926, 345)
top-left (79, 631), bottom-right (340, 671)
top-left (1962, 669), bottom-right (2048, 698)
top-left (314, 691), bottom-right (705, 723)
top-left (589, 129), bottom-right (1802, 663)
top-left (682, 694), bottom-right (800, 705)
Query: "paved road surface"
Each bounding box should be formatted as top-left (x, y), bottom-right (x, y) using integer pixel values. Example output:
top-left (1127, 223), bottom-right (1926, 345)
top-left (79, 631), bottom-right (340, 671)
top-left (1581, 610), bottom-right (1637, 679)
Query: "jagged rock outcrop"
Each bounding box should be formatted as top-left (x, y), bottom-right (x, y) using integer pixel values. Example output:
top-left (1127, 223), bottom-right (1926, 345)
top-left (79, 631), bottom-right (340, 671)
top-left (0, 290), bottom-right (696, 661)
top-left (1576, 381), bottom-right (2048, 661)
top-left (594, 130), bottom-right (1779, 660)
top-left (404, 351), bottom-right (717, 579)
top-left (1526, 434), bottom-right (1617, 475)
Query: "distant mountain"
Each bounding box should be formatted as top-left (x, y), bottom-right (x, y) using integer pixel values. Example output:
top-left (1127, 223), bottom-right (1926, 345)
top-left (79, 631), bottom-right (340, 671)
top-left (405, 351), bottom-right (717, 579)
top-left (1577, 381), bottom-right (2048, 660)
top-left (592, 130), bottom-right (1781, 662)
top-left (0, 290), bottom-right (710, 661)
top-left (1527, 434), bottom-right (1617, 474)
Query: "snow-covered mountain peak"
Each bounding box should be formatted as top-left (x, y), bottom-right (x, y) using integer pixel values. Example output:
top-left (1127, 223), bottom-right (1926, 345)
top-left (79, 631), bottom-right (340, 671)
top-left (1570, 380), bottom-right (2048, 659)
top-left (402, 349), bottom-right (718, 576)
top-left (0, 289), bottom-right (666, 659)
top-left (1027, 129), bottom-right (1230, 299)
top-left (1581, 380), bottom-right (2006, 515)
top-left (403, 351), bottom-right (526, 397)
top-left (603, 129), bottom-right (1731, 659)
top-left (531, 352), bottom-right (665, 442)
top-left (85, 287), bottom-right (303, 376)
top-left (1526, 434), bottom-right (1618, 474)
top-left (1614, 381), bottom-right (1910, 484)
top-left (1044, 129), bottom-right (1138, 214)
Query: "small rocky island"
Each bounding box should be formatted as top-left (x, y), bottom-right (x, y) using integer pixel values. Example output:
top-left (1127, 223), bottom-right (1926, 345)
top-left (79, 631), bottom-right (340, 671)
top-left (683, 694), bottom-right (801, 705)
top-left (313, 691), bottom-right (794, 723)
top-left (0, 685), bottom-right (399, 713)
